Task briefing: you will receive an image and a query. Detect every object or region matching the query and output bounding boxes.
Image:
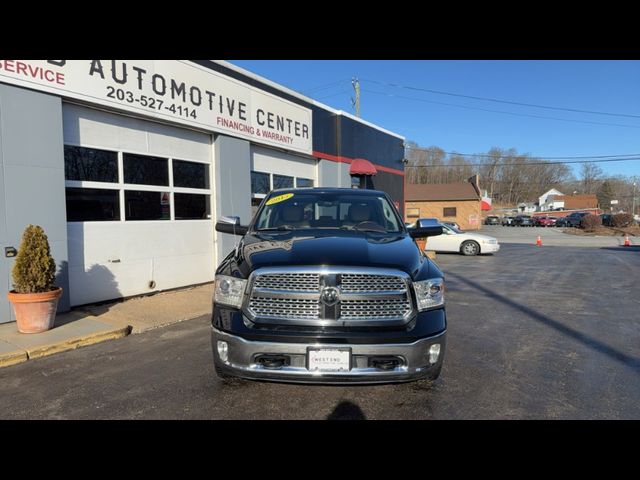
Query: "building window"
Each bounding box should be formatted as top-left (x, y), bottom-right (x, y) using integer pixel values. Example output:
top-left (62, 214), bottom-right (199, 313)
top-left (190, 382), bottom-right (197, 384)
top-left (123, 153), bottom-right (169, 186)
top-left (273, 174), bottom-right (294, 190)
top-left (64, 146), bottom-right (118, 183)
top-left (173, 160), bottom-right (209, 189)
top-left (443, 207), bottom-right (457, 217)
top-left (174, 193), bottom-right (210, 220)
top-left (251, 171), bottom-right (271, 195)
top-left (65, 187), bottom-right (120, 221)
top-left (406, 208), bottom-right (420, 218)
top-left (296, 177), bottom-right (314, 188)
top-left (125, 190), bottom-right (171, 221)
top-left (251, 197), bottom-right (263, 217)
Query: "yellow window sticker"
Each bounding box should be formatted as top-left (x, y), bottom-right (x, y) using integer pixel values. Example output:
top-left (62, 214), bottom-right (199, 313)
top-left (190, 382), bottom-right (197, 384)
top-left (266, 193), bottom-right (294, 205)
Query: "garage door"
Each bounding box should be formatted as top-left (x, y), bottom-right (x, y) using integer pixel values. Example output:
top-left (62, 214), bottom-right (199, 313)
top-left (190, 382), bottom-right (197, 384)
top-left (250, 145), bottom-right (317, 215)
top-left (63, 104), bottom-right (214, 306)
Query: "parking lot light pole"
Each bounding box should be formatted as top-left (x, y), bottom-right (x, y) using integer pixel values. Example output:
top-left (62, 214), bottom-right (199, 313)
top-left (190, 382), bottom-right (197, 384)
top-left (633, 182), bottom-right (637, 217)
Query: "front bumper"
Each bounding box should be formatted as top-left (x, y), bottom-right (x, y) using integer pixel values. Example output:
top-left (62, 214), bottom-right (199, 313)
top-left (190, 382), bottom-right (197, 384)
top-left (481, 243), bottom-right (500, 253)
top-left (211, 327), bottom-right (446, 384)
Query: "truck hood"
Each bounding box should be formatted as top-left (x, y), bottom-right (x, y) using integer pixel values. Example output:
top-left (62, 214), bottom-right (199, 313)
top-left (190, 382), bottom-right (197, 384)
top-left (234, 231), bottom-right (424, 278)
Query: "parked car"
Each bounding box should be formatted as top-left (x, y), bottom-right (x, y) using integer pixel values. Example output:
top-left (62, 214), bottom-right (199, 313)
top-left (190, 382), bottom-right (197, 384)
top-left (563, 212), bottom-right (589, 227)
top-left (514, 215), bottom-right (534, 227)
top-left (600, 214), bottom-right (613, 226)
top-left (484, 215), bottom-right (500, 225)
top-left (213, 188), bottom-right (446, 384)
top-left (441, 221), bottom-right (461, 230)
top-left (501, 216), bottom-right (515, 226)
top-left (534, 216), bottom-right (557, 227)
top-left (426, 222), bottom-right (500, 256)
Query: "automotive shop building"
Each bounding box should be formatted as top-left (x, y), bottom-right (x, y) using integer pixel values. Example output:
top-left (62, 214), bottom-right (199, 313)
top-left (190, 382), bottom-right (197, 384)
top-left (0, 60), bottom-right (405, 323)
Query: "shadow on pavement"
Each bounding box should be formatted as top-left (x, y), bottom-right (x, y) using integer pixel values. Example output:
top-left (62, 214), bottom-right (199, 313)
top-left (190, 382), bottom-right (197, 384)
top-left (446, 272), bottom-right (640, 374)
top-left (326, 401), bottom-right (367, 420)
top-left (600, 246), bottom-right (640, 252)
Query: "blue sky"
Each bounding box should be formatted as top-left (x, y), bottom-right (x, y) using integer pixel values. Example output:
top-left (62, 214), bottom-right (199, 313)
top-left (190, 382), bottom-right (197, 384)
top-left (231, 60), bottom-right (640, 179)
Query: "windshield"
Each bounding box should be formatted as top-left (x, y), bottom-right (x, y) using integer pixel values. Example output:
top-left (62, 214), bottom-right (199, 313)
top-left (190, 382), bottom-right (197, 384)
top-left (253, 191), bottom-right (403, 233)
top-left (442, 224), bottom-right (462, 234)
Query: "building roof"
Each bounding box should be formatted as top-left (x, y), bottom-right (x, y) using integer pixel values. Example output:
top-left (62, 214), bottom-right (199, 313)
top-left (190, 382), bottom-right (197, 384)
top-left (556, 194), bottom-right (598, 209)
top-left (405, 182), bottom-right (481, 201)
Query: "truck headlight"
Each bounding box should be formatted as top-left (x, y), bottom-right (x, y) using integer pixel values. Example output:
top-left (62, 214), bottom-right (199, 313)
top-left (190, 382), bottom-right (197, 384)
top-left (214, 275), bottom-right (247, 309)
top-left (413, 278), bottom-right (445, 311)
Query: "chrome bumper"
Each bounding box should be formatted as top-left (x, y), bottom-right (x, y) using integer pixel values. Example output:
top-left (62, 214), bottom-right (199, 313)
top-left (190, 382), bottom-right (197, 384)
top-left (211, 327), bottom-right (446, 384)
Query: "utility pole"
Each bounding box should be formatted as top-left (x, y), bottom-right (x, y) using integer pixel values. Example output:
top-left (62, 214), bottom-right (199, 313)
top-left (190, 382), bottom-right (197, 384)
top-left (351, 77), bottom-right (360, 117)
top-left (633, 180), bottom-right (637, 218)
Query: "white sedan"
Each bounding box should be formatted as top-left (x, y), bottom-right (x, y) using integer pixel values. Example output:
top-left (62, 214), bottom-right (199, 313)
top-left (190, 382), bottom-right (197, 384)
top-left (425, 223), bottom-right (500, 256)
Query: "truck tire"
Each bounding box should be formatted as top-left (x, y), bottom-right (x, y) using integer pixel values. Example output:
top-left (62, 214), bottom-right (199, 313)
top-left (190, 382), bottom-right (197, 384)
top-left (461, 240), bottom-right (480, 256)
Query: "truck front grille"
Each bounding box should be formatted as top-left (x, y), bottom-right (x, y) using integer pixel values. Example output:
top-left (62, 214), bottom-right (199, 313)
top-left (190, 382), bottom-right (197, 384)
top-left (340, 299), bottom-right (412, 320)
top-left (248, 297), bottom-right (320, 319)
top-left (245, 269), bottom-right (414, 326)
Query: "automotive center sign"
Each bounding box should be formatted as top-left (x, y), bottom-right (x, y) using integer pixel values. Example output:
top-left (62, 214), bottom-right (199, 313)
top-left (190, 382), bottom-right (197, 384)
top-left (0, 60), bottom-right (313, 155)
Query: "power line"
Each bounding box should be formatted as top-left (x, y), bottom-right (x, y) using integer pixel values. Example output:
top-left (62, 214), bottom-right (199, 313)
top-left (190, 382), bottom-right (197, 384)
top-left (361, 78), bottom-right (640, 120)
top-left (316, 89), bottom-right (352, 100)
top-left (301, 79), bottom-right (349, 95)
top-left (363, 88), bottom-right (640, 129)
top-left (405, 147), bottom-right (640, 160)
top-left (405, 156), bottom-right (640, 168)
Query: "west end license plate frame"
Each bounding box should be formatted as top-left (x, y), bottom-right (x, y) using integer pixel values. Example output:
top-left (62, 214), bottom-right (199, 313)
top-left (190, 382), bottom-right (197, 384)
top-left (307, 347), bottom-right (352, 372)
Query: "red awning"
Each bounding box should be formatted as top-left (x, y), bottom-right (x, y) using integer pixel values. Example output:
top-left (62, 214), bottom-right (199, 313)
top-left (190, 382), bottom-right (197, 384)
top-left (349, 158), bottom-right (377, 176)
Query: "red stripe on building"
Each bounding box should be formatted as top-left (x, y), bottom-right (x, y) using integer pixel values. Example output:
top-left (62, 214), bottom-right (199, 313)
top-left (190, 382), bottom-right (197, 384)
top-left (313, 151), bottom-right (405, 176)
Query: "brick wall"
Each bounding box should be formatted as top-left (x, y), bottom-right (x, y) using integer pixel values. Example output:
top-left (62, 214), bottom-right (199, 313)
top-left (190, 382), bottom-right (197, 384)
top-left (405, 200), bottom-right (482, 230)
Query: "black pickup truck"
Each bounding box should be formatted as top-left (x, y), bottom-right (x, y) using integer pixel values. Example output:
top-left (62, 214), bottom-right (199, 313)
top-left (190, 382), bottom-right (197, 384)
top-left (212, 188), bottom-right (446, 384)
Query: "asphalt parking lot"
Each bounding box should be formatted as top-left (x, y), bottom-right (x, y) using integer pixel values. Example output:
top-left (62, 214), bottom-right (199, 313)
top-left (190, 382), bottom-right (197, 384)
top-left (1, 230), bottom-right (639, 419)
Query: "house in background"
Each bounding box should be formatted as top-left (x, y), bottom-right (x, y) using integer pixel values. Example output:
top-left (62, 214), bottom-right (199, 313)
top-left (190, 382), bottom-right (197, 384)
top-left (405, 175), bottom-right (482, 230)
top-left (518, 202), bottom-right (537, 214)
top-left (538, 188), bottom-right (565, 211)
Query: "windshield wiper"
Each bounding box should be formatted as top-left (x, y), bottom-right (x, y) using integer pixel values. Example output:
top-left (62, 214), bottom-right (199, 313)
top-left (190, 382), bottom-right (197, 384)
top-left (341, 224), bottom-right (389, 233)
top-left (256, 225), bottom-right (295, 232)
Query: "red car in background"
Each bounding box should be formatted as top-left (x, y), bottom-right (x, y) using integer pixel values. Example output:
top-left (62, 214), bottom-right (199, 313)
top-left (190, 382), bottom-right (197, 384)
top-left (535, 216), bottom-right (557, 227)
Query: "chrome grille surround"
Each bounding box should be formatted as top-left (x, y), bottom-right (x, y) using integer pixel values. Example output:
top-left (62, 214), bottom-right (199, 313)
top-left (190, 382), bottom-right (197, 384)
top-left (244, 266), bottom-right (415, 327)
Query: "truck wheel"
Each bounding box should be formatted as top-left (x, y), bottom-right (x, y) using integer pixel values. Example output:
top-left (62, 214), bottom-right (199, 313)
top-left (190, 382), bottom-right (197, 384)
top-left (461, 240), bottom-right (480, 256)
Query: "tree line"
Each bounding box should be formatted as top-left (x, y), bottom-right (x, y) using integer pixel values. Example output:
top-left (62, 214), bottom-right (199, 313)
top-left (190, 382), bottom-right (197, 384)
top-left (405, 142), bottom-right (638, 214)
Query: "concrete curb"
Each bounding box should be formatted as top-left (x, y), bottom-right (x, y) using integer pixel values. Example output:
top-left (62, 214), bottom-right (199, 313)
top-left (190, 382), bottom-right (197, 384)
top-left (24, 325), bottom-right (131, 359)
top-left (0, 343), bottom-right (28, 368)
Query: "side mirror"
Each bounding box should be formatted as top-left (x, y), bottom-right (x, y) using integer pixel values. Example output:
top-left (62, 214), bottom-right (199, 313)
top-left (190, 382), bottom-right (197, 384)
top-left (407, 218), bottom-right (443, 238)
top-left (215, 216), bottom-right (248, 236)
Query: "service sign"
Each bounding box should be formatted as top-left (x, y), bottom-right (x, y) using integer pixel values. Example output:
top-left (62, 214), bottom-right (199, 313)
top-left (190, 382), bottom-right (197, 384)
top-left (0, 60), bottom-right (313, 155)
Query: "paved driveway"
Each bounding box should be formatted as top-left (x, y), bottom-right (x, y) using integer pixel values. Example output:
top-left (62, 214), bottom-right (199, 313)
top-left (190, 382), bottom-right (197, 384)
top-left (480, 225), bottom-right (635, 247)
top-left (1, 242), bottom-right (638, 419)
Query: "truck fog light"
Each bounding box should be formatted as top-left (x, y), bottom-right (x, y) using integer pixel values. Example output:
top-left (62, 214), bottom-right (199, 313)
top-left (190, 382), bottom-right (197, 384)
top-left (429, 344), bottom-right (441, 365)
top-left (217, 341), bottom-right (229, 362)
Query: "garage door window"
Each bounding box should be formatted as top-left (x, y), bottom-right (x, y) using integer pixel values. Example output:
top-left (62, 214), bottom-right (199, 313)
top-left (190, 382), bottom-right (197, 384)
top-left (123, 153), bottom-right (169, 186)
top-left (65, 187), bottom-right (120, 221)
top-left (273, 174), bottom-right (294, 189)
top-left (64, 146), bottom-right (118, 183)
top-left (65, 145), bottom-right (211, 223)
top-left (173, 160), bottom-right (209, 189)
top-left (296, 178), bottom-right (314, 188)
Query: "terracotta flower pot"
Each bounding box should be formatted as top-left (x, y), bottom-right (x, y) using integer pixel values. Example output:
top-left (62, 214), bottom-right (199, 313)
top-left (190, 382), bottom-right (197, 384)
top-left (7, 287), bottom-right (63, 334)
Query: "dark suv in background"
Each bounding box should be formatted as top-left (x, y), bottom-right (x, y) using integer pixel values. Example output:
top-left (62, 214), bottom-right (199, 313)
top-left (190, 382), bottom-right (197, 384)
top-left (484, 215), bottom-right (500, 225)
top-left (561, 212), bottom-right (589, 227)
top-left (514, 215), bottom-right (534, 227)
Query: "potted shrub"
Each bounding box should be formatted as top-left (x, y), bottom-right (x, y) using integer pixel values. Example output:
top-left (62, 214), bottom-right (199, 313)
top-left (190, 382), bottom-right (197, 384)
top-left (6, 225), bottom-right (62, 333)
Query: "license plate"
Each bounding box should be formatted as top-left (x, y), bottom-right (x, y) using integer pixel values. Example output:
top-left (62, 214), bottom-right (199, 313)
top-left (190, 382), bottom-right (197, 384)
top-left (307, 348), bottom-right (351, 372)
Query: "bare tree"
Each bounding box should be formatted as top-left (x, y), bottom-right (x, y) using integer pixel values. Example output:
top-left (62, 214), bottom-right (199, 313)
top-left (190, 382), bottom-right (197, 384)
top-left (580, 163), bottom-right (603, 194)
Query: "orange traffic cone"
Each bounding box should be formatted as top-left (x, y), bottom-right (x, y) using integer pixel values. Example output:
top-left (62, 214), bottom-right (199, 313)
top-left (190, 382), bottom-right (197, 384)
top-left (624, 235), bottom-right (630, 247)
top-left (536, 235), bottom-right (542, 247)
